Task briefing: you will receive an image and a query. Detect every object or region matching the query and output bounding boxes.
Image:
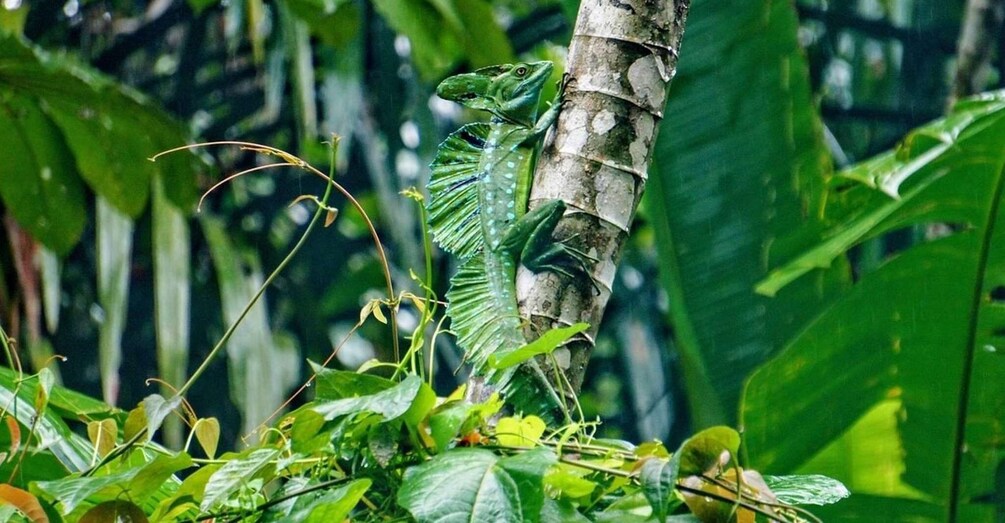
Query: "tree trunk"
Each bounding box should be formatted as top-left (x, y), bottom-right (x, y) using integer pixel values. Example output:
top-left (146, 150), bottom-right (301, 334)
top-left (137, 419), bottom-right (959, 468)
top-left (518, 0), bottom-right (691, 395)
top-left (950, 0), bottom-right (1004, 104)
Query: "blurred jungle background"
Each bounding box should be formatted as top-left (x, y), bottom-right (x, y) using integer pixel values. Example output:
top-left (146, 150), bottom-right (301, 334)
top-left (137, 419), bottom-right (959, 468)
top-left (2, 0), bottom-right (1003, 520)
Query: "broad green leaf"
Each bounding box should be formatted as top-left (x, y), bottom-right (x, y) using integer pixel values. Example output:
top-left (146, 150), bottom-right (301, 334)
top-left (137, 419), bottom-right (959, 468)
top-left (34, 453), bottom-right (188, 515)
top-left (370, 0), bottom-right (512, 80)
top-left (742, 91), bottom-right (1005, 520)
top-left (651, 0), bottom-right (846, 427)
top-left (428, 396), bottom-right (503, 452)
top-left (541, 497), bottom-right (591, 523)
top-left (34, 469), bottom-right (138, 515)
top-left (310, 363), bottom-right (394, 400)
top-left (593, 491), bottom-right (657, 523)
top-left (488, 323), bottom-right (589, 369)
top-left (763, 475), bottom-right (850, 506)
top-left (200, 448), bottom-right (279, 511)
top-left (0, 34), bottom-right (198, 219)
top-left (639, 454), bottom-right (682, 523)
top-left (126, 453), bottom-right (192, 501)
top-left (0, 91), bottom-right (86, 254)
top-left (295, 478), bottom-right (371, 523)
top-left (311, 375), bottom-right (427, 423)
top-left (398, 447), bottom-right (555, 523)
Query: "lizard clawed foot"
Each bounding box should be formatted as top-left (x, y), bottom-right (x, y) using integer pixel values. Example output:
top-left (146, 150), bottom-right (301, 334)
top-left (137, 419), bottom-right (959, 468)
top-left (524, 237), bottom-right (602, 296)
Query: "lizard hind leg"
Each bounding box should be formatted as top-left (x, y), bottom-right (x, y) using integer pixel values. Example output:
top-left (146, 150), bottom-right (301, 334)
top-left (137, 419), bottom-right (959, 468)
top-left (500, 199), bottom-right (600, 293)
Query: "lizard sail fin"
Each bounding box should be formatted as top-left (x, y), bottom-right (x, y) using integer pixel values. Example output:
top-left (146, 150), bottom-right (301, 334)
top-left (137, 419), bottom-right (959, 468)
top-left (428, 122), bottom-right (490, 259)
top-left (446, 255), bottom-right (522, 371)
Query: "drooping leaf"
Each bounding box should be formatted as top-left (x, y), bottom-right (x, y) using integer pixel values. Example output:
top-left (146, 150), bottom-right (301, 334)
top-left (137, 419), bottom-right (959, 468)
top-left (96, 197), bottom-right (134, 406)
top-left (141, 394), bottom-right (182, 442)
top-left (193, 418), bottom-right (220, 459)
top-left (152, 174), bottom-right (191, 449)
top-left (639, 453), bottom-right (682, 523)
top-left (650, 0), bottom-right (845, 427)
top-left (742, 91), bottom-right (1005, 520)
top-left (0, 91), bottom-right (86, 254)
top-left (675, 426), bottom-right (740, 475)
top-left (0, 484), bottom-right (48, 523)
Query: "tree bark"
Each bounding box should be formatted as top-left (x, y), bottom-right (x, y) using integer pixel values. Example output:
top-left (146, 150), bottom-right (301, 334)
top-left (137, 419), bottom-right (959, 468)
top-left (517, 0), bottom-right (691, 394)
top-left (950, 0), bottom-right (1005, 104)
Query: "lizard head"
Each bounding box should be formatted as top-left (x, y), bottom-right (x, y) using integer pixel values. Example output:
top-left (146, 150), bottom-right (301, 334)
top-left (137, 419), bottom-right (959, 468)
top-left (436, 61), bottom-right (554, 125)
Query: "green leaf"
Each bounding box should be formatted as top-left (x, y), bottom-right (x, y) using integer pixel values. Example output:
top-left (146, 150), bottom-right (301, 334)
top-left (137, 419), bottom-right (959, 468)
top-left (297, 479), bottom-right (371, 523)
top-left (127, 453), bottom-right (192, 500)
top-left (0, 91), bottom-right (86, 254)
top-left (310, 362), bottom-right (394, 400)
top-left (311, 375), bottom-right (427, 423)
top-left (398, 447), bottom-right (556, 523)
top-left (741, 91), bottom-right (1005, 519)
top-left (488, 323), bottom-right (590, 369)
top-left (763, 475), bottom-right (850, 506)
top-left (34, 469), bottom-right (138, 515)
top-left (0, 367), bottom-right (92, 477)
top-left (141, 394), bottom-right (182, 442)
top-left (639, 454), bottom-right (682, 523)
top-left (200, 448), bottom-right (279, 511)
top-left (650, 0), bottom-right (846, 427)
top-left (543, 465), bottom-right (598, 499)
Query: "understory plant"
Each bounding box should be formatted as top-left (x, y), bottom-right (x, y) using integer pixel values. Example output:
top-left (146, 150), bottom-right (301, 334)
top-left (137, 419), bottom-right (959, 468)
top-left (0, 140), bottom-right (846, 522)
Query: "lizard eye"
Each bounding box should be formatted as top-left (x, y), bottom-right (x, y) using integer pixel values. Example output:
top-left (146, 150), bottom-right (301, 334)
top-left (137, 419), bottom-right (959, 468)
top-left (514, 66), bottom-right (528, 77)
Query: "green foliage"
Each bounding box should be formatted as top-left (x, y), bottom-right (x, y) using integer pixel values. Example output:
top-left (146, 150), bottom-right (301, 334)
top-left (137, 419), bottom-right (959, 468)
top-left (650, 0), bottom-right (847, 427)
top-left (0, 138), bottom-right (844, 521)
top-left (0, 34), bottom-right (199, 254)
top-left (742, 90), bottom-right (1005, 521)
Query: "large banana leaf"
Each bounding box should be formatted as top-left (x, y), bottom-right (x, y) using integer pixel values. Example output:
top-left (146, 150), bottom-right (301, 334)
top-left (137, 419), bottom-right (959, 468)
top-left (650, 0), bottom-right (847, 426)
top-left (742, 91), bottom-right (1005, 521)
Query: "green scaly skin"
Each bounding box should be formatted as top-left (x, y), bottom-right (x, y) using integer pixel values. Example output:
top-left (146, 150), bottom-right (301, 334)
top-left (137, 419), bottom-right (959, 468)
top-left (427, 62), bottom-right (591, 421)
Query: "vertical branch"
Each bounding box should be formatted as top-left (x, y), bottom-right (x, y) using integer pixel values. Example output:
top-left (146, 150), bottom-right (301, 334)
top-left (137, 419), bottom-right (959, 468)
top-left (518, 1), bottom-right (691, 393)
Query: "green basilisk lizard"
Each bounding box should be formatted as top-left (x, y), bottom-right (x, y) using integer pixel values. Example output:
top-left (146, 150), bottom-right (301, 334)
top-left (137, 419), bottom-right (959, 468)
top-left (427, 61), bottom-right (592, 421)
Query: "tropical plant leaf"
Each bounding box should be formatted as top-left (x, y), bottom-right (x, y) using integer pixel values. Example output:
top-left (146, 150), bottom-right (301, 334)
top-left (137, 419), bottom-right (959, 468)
top-left (763, 475), bottom-right (850, 506)
top-left (398, 447), bottom-right (555, 523)
top-left (639, 453), bottom-right (682, 523)
top-left (200, 448), bottom-right (279, 511)
top-left (650, 0), bottom-right (846, 427)
top-left (488, 323), bottom-right (590, 370)
top-left (742, 91), bottom-right (1005, 520)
